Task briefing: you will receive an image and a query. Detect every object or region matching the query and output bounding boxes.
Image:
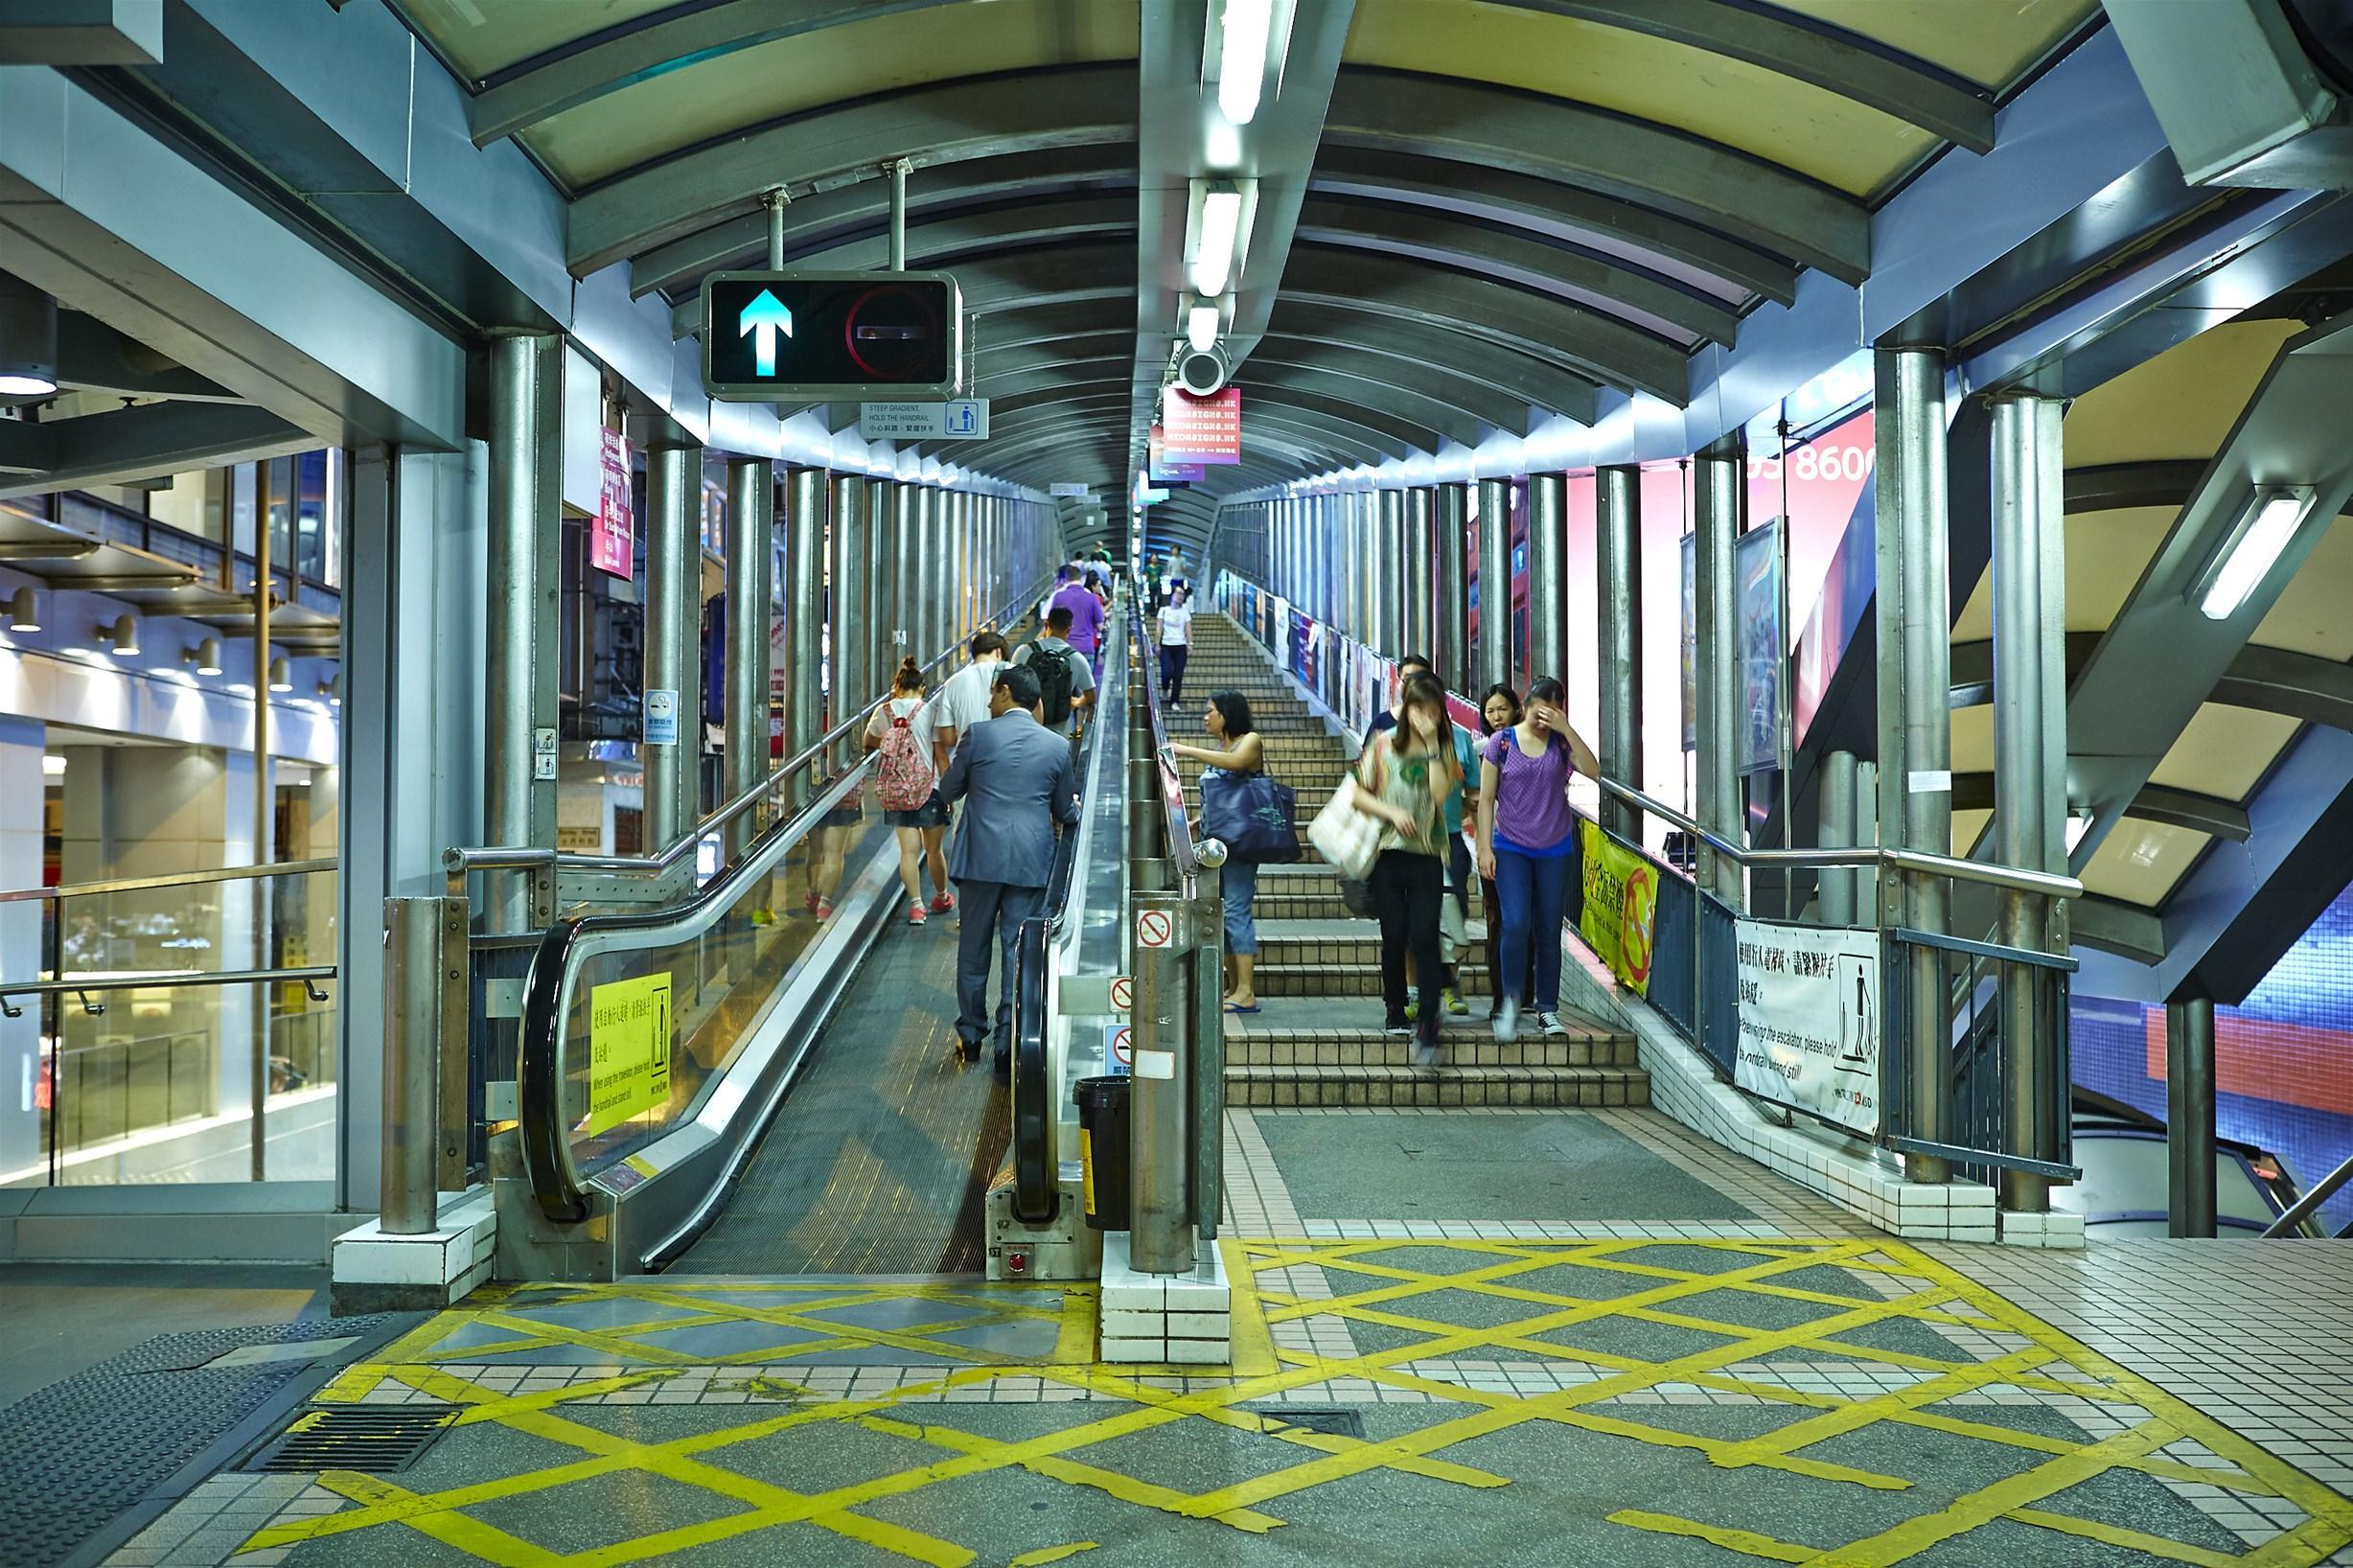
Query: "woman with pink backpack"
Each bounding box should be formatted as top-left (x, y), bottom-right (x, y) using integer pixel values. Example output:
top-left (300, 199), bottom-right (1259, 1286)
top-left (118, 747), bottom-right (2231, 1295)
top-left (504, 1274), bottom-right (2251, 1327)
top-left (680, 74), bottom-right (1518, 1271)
top-left (865, 657), bottom-right (957, 925)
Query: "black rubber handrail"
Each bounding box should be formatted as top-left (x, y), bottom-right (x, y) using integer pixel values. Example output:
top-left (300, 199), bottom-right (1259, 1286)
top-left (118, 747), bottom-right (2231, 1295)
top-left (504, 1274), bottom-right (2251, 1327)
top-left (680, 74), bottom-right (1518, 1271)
top-left (1006, 706), bottom-right (1101, 1225)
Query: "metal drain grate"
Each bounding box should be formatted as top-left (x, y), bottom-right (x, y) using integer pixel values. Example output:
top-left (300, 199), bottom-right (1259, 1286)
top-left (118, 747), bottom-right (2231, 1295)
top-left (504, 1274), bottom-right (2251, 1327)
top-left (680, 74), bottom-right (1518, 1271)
top-left (241, 1405), bottom-right (458, 1474)
top-left (1252, 1407), bottom-right (1365, 1441)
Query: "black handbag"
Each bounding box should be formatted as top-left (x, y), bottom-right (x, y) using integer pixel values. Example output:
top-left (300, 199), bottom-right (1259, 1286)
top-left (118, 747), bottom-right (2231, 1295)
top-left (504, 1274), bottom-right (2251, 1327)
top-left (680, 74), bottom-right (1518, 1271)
top-left (1198, 768), bottom-right (1303, 864)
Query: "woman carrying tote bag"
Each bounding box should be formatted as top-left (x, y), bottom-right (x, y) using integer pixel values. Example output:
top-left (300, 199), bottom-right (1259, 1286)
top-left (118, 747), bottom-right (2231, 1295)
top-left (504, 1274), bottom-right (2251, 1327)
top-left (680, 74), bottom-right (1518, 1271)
top-left (1349, 672), bottom-right (1460, 1067)
top-left (1170, 690), bottom-right (1274, 1014)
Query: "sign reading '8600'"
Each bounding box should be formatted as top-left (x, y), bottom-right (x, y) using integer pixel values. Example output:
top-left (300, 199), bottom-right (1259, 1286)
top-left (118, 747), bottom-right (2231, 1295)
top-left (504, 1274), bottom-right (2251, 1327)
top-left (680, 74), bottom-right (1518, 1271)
top-left (701, 271), bottom-right (963, 403)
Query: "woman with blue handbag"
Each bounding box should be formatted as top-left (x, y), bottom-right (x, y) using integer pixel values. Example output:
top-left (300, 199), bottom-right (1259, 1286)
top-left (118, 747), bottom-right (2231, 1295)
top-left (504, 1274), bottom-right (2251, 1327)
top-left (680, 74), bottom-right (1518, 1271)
top-left (1170, 690), bottom-right (1276, 1014)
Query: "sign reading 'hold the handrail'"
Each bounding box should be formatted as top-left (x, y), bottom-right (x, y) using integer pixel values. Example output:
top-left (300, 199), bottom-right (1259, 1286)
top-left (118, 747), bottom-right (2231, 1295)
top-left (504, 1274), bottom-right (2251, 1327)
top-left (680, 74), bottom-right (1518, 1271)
top-left (1733, 919), bottom-right (1880, 1137)
top-left (586, 972), bottom-right (673, 1136)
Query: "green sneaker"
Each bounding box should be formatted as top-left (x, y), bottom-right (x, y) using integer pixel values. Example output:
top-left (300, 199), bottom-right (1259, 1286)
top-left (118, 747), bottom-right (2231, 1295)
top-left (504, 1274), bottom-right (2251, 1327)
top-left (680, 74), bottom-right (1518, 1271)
top-left (1442, 987), bottom-right (1467, 1016)
top-left (1402, 1000), bottom-right (1419, 1023)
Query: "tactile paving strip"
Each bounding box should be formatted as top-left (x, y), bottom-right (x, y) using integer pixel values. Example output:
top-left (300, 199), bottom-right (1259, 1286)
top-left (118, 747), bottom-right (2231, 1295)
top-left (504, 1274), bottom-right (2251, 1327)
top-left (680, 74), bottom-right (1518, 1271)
top-left (0, 1314), bottom-right (411, 1568)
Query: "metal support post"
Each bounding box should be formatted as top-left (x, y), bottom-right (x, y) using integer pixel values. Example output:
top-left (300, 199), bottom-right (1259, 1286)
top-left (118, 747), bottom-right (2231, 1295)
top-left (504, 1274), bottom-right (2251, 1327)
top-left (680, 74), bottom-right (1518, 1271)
top-left (250, 455), bottom-right (275, 1179)
top-left (1376, 488), bottom-right (1404, 657)
top-left (1595, 465), bottom-right (1642, 841)
top-left (1990, 390), bottom-right (2066, 1211)
top-left (381, 896), bottom-right (450, 1234)
top-left (1526, 473), bottom-right (1565, 685)
top-left (910, 485), bottom-right (935, 659)
top-left (1694, 442), bottom-right (1742, 907)
top-left (727, 459), bottom-right (776, 845)
top-left (644, 443), bottom-right (702, 856)
top-left (2166, 998), bottom-right (2218, 1236)
top-left (1876, 346), bottom-right (1954, 1181)
top-left (1436, 483), bottom-right (1470, 692)
top-left (871, 479), bottom-right (900, 683)
top-left (783, 467), bottom-right (824, 800)
top-left (1477, 478), bottom-right (1511, 694)
top-left (1189, 862), bottom-right (1225, 1241)
top-left (831, 475), bottom-right (870, 767)
top-left (1817, 750), bottom-right (1858, 925)
top-left (1404, 488), bottom-right (1435, 666)
top-left (1130, 891), bottom-right (1195, 1274)
top-left (888, 158), bottom-right (911, 271)
top-left (487, 335), bottom-right (564, 934)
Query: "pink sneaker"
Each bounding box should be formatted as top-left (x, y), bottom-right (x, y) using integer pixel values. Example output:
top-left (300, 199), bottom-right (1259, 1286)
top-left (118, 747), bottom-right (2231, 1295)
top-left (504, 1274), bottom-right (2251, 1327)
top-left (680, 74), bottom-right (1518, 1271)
top-left (908, 901), bottom-right (927, 926)
top-left (929, 892), bottom-right (956, 913)
top-left (814, 898), bottom-right (834, 923)
top-left (802, 891), bottom-right (819, 912)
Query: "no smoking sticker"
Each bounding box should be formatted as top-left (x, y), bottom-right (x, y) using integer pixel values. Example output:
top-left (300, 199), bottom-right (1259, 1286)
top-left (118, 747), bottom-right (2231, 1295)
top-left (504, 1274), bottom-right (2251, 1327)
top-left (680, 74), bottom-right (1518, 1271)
top-left (1137, 910), bottom-right (1173, 949)
top-left (1110, 976), bottom-right (1134, 1011)
top-left (1104, 1023), bottom-right (1133, 1073)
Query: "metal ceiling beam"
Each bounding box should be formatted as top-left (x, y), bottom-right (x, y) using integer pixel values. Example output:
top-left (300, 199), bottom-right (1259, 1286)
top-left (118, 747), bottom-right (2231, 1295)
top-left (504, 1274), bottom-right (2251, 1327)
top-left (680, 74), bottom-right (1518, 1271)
top-left (2212, 643), bottom-right (2353, 731)
top-left (1251, 336), bottom-right (1531, 433)
top-left (963, 394), bottom-right (1403, 468)
top-left (1296, 196), bottom-right (1740, 347)
top-left (1324, 68), bottom-right (1871, 283)
top-left (1283, 244), bottom-right (1692, 404)
top-left (55, 312), bottom-right (240, 403)
top-left (971, 404), bottom-right (1386, 471)
top-left (569, 63), bottom-right (1139, 274)
top-left (1265, 304), bottom-right (1597, 423)
top-left (968, 355), bottom-right (1470, 451)
top-left (2065, 458), bottom-right (2210, 513)
top-left (787, 196), bottom-right (1135, 273)
top-left (0, 402), bottom-right (311, 499)
top-left (1234, 361), bottom-right (1487, 448)
top-left (1312, 147), bottom-right (1793, 307)
top-left (629, 145), bottom-right (1140, 298)
top-left (1489, 0), bottom-right (1994, 154)
top-left (1950, 772), bottom-right (2250, 842)
top-left (2072, 895), bottom-right (2167, 964)
top-left (467, 0), bottom-right (969, 145)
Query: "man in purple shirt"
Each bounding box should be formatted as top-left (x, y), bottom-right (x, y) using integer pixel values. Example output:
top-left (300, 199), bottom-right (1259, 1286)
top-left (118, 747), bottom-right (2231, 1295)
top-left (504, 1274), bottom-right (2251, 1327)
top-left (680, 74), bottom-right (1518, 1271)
top-left (1048, 566), bottom-right (1105, 669)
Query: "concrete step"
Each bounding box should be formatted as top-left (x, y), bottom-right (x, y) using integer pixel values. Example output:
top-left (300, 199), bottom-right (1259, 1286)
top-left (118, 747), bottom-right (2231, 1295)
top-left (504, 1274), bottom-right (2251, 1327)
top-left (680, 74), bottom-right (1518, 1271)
top-left (1227, 1027), bottom-right (1635, 1069)
top-left (1258, 959), bottom-right (1492, 997)
top-left (1226, 1063), bottom-right (1649, 1109)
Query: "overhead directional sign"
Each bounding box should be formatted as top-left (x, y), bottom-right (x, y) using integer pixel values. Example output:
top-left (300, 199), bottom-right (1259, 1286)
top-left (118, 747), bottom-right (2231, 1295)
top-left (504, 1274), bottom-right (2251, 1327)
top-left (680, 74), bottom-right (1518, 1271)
top-left (1050, 483), bottom-right (1094, 499)
top-left (702, 270), bottom-right (963, 403)
top-left (857, 399), bottom-right (990, 441)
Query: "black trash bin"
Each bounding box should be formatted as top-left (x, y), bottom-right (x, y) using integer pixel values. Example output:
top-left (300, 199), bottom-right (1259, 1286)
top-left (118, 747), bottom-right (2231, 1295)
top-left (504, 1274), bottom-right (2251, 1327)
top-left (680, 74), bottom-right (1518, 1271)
top-left (1074, 1075), bottom-right (1132, 1231)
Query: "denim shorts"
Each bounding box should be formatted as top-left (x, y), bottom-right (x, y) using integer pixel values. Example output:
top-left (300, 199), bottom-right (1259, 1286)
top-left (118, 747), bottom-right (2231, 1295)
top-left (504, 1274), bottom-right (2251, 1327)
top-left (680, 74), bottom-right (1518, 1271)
top-left (886, 790), bottom-right (950, 829)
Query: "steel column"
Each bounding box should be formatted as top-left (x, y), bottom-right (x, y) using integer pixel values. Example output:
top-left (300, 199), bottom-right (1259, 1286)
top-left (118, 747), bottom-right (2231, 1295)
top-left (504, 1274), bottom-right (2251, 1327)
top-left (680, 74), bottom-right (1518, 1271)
top-left (380, 896), bottom-right (445, 1234)
top-left (1477, 478), bottom-right (1512, 696)
top-left (1436, 482), bottom-right (1470, 693)
top-left (1526, 473), bottom-right (1566, 685)
top-left (1595, 464), bottom-right (1642, 841)
top-left (1376, 488), bottom-right (1404, 657)
top-left (1404, 488), bottom-right (1435, 667)
top-left (2166, 997), bottom-right (2218, 1237)
top-left (782, 468), bottom-right (824, 805)
top-left (1990, 391), bottom-right (2067, 1212)
top-left (911, 485), bottom-right (937, 658)
top-left (1129, 890), bottom-right (1195, 1275)
top-left (1876, 347), bottom-right (1954, 1182)
top-left (727, 459), bottom-right (776, 843)
top-left (831, 475), bottom-right (871, 756)
top-left (485, 334), bottom-right (563, 933)
top-left (870, 479), bottom-right (900, 686)
top-left (645, 442), bottom-right (701, 856)
top-left (1817, 750), bottom-right (1858, 925)
top-left (1694, 444), bottom-right (1742, 907)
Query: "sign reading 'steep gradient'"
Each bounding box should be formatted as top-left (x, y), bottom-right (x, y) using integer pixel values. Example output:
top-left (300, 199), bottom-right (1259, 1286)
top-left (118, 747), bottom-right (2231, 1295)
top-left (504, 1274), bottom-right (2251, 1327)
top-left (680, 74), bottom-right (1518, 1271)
top-left (702, 270), bottom-right (963, 402)
top-left (1159, 386), bottom-right (1240, 464)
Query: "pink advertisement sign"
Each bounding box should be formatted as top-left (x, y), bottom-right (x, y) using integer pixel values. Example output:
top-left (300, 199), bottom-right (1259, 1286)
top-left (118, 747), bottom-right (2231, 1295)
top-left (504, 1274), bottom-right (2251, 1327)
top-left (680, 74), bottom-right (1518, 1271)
top-left (590, 427), bottom-right (633, 580)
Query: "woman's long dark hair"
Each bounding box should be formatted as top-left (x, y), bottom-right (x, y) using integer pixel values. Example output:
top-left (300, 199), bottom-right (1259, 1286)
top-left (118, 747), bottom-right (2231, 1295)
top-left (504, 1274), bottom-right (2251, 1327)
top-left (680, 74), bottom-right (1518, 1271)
top-left (1526, 675), bottom-right (1566, 708)
top-left (1206, 689), bottom-right (1256, 739)
top-left (1393, 672), bottom-right (1451, 755)
top-left (1478, 682), bottom-right (1521, 737)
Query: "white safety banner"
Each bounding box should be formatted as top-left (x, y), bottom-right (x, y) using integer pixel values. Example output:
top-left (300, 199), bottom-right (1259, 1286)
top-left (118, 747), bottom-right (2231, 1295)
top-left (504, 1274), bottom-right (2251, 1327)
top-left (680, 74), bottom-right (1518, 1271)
top-left (1732, 917), bottom-right (1883, 1138)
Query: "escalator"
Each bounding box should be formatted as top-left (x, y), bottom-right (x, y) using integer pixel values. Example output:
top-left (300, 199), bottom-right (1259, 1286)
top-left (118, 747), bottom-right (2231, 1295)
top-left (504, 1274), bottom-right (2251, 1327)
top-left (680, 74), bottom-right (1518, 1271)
top-left (499, 612), bottom-right (1124, 1282)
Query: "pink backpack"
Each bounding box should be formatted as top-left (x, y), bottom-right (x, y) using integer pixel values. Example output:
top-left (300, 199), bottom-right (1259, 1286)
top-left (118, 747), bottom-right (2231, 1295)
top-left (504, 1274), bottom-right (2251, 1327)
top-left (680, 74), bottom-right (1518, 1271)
top-left (876, 706), bottom-right (934, 811)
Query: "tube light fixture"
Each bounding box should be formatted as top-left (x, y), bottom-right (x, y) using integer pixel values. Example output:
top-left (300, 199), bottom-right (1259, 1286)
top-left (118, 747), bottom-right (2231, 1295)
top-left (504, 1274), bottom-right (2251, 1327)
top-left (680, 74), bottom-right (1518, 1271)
top-left (187, 636), bottom-right (222, 678)
top-left (6, 587), bottom-right (35, 633)
top-left (1187, 303), bottom-right (1221, 354)
top-left (2194, 485), bottom-right (2316, 620)
top-left (268, 656), bottom-right (293, 693)
top-left (1189, 185), bottom-right (1242, 297)
top-left (1216, 0), bottom-right (1273, 126)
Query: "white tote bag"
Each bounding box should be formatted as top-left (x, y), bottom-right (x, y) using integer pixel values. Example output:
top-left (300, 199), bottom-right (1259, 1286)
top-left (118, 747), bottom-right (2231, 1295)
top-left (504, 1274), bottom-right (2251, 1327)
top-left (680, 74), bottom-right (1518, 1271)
top-left (1307, 773), bottom-right (1381, 882)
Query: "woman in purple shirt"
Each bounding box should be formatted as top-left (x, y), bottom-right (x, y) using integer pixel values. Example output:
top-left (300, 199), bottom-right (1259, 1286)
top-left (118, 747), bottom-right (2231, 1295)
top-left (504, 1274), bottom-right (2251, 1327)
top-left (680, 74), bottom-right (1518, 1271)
top-left (1474, 677), bottom-right (1599, 1042)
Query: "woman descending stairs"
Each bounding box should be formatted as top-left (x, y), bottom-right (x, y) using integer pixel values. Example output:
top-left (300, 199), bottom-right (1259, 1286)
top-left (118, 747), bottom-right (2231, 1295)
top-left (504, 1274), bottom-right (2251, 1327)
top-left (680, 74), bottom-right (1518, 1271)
top-left (1169, 611), bottom-right (1649, 1112)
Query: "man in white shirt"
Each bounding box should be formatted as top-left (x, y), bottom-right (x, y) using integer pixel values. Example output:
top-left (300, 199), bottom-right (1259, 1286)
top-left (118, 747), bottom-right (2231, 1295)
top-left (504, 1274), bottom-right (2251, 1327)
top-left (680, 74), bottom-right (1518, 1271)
top-left (1157, 586), bottom-right (1193, 705)
top-left (932, 629), bottom-right (1009, 772)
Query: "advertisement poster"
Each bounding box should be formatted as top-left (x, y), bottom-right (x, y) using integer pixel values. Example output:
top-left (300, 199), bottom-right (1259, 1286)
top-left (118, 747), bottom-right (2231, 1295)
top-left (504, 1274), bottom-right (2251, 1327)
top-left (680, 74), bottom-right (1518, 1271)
top-left (1732, 916), bottom-right (1881, 1137)
top-left (1294, 613), bottom-right (1317, 684)
top-left (585, 971), bottom-right (674, 1136)
top-left (1160, 386), bottom-right (1241, 463)
top-left (1737, 519), bottom-right (1783, 775)
top-left (1579, 820), bottom-right (1659, 996)
top-left (590, 427), bottom-right (634, 579)
top-left (1679, 532), bottom-right (1696, 753)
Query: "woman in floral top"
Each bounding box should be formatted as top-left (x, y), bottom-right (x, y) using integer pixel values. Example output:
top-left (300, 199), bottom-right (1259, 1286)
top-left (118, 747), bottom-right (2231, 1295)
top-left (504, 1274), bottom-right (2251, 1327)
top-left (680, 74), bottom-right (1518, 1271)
top-left (1350, 672), bottom-right (1461, 1066)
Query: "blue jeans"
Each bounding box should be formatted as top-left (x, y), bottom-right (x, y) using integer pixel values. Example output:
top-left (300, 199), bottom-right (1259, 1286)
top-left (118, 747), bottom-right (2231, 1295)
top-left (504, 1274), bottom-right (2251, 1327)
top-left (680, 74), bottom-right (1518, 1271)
top-left (955, 879), bottom-right (1044, 1046)
top-left (1493, 847), bottom-right (1572, 1011)
top-left (1220, 857), bottom-right (1258, 956)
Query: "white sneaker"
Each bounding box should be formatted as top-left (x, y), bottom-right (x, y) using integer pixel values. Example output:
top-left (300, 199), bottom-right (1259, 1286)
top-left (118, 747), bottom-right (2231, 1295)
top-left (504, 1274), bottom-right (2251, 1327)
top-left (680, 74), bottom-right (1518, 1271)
top-left (1537, 1010), bottom-right (1567, 1037)
top-left (1494, 996), bottom-right (1520, 1044)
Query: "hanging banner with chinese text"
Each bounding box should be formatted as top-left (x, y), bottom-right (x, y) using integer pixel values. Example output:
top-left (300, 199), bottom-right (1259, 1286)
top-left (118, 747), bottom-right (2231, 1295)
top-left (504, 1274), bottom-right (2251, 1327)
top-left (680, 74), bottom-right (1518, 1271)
top-left (586, 971), bottom-right (673, 1136)
top-left (1732, 916), bottom-right (1881, 1137)
top-left (590, 428), bottom-right (633, 579)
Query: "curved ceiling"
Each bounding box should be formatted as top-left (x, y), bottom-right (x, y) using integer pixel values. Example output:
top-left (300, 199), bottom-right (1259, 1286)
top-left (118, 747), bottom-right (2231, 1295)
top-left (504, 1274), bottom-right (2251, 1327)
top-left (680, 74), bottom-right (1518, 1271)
top-left (390, 0), bottom-right (2099, 549)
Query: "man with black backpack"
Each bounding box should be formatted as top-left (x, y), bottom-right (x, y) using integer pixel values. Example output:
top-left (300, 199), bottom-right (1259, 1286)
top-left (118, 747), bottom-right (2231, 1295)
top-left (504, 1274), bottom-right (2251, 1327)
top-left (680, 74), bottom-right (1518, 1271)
top-left (1011, 605), bottom-right (1096, 737)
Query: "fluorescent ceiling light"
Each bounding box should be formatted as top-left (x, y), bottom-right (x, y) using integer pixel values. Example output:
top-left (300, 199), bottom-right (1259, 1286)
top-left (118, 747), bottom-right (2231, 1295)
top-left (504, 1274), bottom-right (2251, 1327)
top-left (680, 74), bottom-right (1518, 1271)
top-left (1216, 0), bottom-right (1273, 125)
top-left (1187, 303), bottom-right (1221, 354)
top-left (40, 755), bottom-right (63, 777)
top-left (2196, 486), bottom-right (2315, 620)
top-left (0, 373), bottom-right (55, 398)
top-left (1204, 114), bottom-right (1243, 171)
top-left (1189, 187), bottom-right (1242, 297)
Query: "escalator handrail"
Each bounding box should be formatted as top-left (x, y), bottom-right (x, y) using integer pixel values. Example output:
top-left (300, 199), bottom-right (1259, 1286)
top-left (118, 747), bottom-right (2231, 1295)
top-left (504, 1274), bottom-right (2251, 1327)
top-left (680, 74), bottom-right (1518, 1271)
top-left (1005, 614), bottom-right (1115, 1224)
top-left (1128, 594), bottom-right (1202, 885)
top-left (516, 590), bottom-right (1051, 1225)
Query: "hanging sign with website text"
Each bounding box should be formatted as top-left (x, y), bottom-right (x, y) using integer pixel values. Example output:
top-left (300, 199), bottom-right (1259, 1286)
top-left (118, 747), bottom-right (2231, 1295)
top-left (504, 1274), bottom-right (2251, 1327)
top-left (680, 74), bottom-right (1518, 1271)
top-left (1732, 916), bottom-right (1882, 1137)
top-left (591, 428), bottom-right (633, 580)
top-left (585, 972), bottom-right (673, 1136)
top-left (1147, 424), bottom-right (1208, 482)
top-left (1159, 387), bottom-right (1241, 464)
top-left (1579, 820), bottom-right (1659, 998)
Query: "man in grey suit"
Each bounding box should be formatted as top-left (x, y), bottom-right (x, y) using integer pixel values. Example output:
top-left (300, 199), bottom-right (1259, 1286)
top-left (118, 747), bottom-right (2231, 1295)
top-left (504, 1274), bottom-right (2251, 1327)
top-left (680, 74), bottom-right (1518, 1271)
top-left (936, 663), bottom-right (1081, 1061)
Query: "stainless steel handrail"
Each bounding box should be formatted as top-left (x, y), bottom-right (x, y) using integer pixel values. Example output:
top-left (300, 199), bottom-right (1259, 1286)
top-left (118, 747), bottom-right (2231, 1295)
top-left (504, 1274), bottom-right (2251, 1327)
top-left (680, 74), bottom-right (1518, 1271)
top-left (0, 858), bottom-right (337, 905)
top-left (449, 582), bottom-right (1050, 882)
top-left (0, 964), bottom-right (335, 997)
top-left (1131, 596), bottom-right (1202, 885)
top-left (1594, 776), bottom-right (2083, 902)
top-left (2260, 1147), bottom-right (2353, 1237)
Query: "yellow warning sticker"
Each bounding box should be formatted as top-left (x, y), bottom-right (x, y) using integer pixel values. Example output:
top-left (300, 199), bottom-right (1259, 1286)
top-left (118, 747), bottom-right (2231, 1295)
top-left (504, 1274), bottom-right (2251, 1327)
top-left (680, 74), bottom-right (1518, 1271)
top-left (585, 972), bottom-right (673, 1136)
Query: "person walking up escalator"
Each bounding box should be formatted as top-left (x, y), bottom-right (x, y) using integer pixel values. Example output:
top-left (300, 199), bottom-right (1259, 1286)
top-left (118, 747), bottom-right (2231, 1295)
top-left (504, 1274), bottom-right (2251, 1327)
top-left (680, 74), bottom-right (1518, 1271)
top-left (865, 657), bottom-right (953, 925)
top-left (1157, 586), bottom-right (1193, 706)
